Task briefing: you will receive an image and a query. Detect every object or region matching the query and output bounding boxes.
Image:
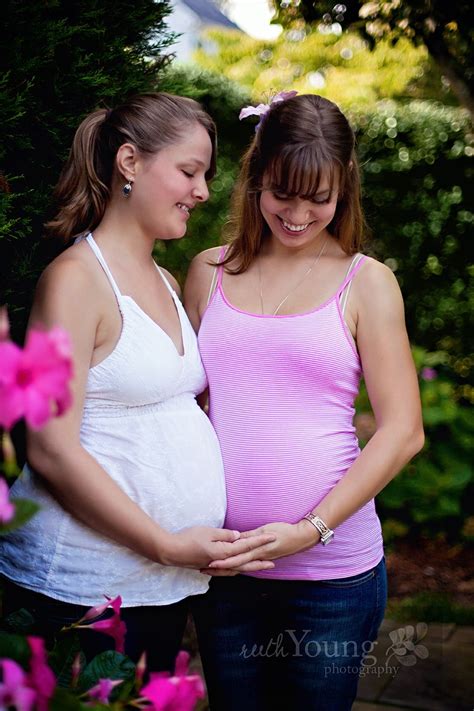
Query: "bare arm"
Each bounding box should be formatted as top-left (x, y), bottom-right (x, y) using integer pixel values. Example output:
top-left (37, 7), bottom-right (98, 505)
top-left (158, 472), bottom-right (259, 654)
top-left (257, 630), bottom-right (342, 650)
top-left (207, 259), bottom-right (424, 569)
top-left (27, 257), bottom-right (275, 569)
top-left (306, 259), bottom-right (424, 529)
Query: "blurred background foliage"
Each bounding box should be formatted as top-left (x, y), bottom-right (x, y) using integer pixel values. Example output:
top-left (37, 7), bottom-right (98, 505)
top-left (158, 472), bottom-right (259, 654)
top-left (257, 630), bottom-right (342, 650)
top-left (270, 0), bottom-right (473, 116)
top-left (194, 27), bottom-right (452, 107)
top-left (0, 1), bottom-right (472, 545)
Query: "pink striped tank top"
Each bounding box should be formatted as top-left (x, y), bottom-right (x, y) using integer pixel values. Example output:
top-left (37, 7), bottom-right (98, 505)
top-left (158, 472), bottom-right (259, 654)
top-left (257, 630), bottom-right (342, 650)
top-left (198, 249), bottom-right (384, 580)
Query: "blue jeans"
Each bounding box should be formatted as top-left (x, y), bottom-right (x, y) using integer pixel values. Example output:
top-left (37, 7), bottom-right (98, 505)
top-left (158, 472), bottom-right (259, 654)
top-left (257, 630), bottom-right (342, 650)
top-left (2, 578), bottom-right (189, 672)
top-left (192, 557), bottom-right (387, 711)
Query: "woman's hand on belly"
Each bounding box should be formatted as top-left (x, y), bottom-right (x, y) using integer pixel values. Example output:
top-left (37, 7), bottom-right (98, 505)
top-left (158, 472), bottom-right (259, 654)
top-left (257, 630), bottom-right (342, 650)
top-left (204, 521), bottom-right (321, 572)
top-left (161, 526), bottom-right (277, 570)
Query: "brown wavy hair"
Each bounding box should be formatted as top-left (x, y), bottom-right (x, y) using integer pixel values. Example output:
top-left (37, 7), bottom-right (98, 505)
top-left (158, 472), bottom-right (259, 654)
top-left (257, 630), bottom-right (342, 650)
top-left (222, 94), bottom-right (367, 273)
top-left (46, 93), bottom-right (217, 241)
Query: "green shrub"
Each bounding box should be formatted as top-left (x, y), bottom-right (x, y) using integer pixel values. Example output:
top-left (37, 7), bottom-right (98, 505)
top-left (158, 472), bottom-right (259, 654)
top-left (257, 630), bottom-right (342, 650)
top-left (352, 101), bottom-right (473, 386)
top-left (0, 0), bottom-right (175, 339)
top-left (357, 347), bottom-right (474, 541)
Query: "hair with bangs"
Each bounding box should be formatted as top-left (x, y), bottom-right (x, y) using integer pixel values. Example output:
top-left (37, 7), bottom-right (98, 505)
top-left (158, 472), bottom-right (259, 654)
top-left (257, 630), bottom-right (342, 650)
top-left (46, 93), bottom-right (217, 241)
top-left (221, 94), bottom-right (366, 273)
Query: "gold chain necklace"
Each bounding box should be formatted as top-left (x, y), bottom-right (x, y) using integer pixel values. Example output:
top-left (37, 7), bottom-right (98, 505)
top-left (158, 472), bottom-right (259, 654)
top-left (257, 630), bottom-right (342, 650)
top-left (258, 238), bottom-right (327, 316)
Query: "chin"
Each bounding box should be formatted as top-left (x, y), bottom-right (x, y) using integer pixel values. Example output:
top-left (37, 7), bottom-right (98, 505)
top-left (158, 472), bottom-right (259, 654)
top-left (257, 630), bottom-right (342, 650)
top-left (156, 226), bottom-right (188, 241)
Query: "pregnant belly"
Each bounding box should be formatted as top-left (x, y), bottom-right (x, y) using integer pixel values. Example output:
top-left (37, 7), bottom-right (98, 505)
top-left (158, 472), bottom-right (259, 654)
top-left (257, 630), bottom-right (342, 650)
top-left (81, 413), bottom-right (226, 531)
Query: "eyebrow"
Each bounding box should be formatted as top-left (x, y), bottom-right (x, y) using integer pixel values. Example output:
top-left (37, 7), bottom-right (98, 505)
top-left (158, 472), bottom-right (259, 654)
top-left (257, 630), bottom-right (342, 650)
top-left (181, 158), bottom-right (207, 167)
top-left (271, 186), bottom-right (332, 196)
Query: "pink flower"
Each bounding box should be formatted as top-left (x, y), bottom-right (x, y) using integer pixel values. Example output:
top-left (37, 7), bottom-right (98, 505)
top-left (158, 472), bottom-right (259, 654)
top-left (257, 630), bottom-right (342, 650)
top-left (77, 595), bottom-right (126, 654)
top-left (87, 678), bottom-right (123, 703)
top-left (141, 652), bottom-right (205, 711)
top-left (0, 325), bottom-right (73, 430)
top-left (421, 367), bottom-right (437, 381)
top-left (0, 341), bottom-right (24, 429)
top-left (0, 658), bottom-right (37, 711)
top-left (78, 595), bottom-right (120, 624)
top-left (27, 637), bottom-right (56, 711)
top-left (239, 90), bottom-right (298, 131)
top-left (0, 477), bottom-right (15, 524)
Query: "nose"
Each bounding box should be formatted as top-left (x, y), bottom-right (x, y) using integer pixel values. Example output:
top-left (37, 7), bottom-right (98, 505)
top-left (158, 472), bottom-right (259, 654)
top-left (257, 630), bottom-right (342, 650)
top-left (192, 177), bottom-right (209, 203)
top-left (286, 198), bottom-right (313, 224)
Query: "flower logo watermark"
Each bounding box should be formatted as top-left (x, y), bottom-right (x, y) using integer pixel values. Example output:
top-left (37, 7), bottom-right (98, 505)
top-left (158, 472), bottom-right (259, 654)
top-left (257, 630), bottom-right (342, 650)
top-left (385, 623), bottom-right (429, 667)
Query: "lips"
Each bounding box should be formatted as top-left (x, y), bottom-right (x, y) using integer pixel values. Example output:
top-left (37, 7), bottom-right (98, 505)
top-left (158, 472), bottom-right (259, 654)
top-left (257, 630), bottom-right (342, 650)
top-left (277, 216), bottom-right (314, 235)
top-left (177, 202), bottom-right (192, 215)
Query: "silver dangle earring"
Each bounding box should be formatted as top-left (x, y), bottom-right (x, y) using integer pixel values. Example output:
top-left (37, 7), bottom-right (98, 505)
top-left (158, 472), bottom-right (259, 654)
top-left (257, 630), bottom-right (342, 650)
top-left (122, 180), bottom-right (133, 197)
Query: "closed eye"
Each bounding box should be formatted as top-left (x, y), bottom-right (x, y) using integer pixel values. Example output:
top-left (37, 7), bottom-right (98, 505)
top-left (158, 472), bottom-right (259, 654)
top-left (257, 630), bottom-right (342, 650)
top-left (182, 170), bottom-right (195, 178)
top-left (272, 191), bottom-right (331, 204)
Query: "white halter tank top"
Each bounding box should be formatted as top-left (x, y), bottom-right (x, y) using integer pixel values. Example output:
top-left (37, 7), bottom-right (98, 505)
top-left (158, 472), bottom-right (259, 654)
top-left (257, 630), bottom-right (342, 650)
top-left (0, 234), bottom-right (226, 606)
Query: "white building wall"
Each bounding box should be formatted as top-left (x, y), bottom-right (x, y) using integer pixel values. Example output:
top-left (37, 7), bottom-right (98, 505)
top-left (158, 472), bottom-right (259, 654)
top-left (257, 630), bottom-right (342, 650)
top-left (166, 1), bottom-right (204, 62)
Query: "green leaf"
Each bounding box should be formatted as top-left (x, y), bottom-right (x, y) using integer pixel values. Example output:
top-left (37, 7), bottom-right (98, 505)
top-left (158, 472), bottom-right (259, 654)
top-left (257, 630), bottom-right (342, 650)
top-left (49, 687), bottom-right (83, 711)
top-left (78, 651), bottom-right (135, 694)
top-left (0, 607), bottom-right (36, 635)
top-left (0, 631), bottom-right (31, 666)
top-left (49, 632), bottom-right (83, 688)
top-left (436, 496), bottom-right (461, 517)
top-left (0, 498), bottom-right (40, 534)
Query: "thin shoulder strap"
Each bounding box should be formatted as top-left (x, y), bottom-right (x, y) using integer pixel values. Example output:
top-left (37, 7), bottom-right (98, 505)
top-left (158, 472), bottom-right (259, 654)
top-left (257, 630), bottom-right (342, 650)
top-left (86, 233), bottom-right (122, 300)
top-left (338, 254), bottom-right (367, 316)
top-left (207, 245), bottom-right (228, 306)
top-left (154, 264), bottom-right (176, 297)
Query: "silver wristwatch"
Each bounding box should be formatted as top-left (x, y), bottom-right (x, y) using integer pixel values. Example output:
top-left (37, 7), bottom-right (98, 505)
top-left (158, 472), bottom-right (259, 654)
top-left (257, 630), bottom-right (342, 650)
top-left (302, 512), bottom-right (335, 545)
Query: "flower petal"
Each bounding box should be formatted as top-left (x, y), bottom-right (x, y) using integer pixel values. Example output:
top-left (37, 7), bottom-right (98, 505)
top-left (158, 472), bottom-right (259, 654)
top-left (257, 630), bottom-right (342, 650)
top-left (271, 90), bottom-right (298, 104)
top-left (141, 677), bottom-right (178, 710)
top-left (22, 387), bottom-right (52, 430)
top-left (239, 103), bottom-right (270, 120)
top-left (174, 650), bottom-right (190, 677)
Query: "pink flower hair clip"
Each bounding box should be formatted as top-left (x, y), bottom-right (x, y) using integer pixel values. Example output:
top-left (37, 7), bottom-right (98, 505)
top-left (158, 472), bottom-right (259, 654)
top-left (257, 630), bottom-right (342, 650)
top-left (239, 90), bottom-right (298, 131)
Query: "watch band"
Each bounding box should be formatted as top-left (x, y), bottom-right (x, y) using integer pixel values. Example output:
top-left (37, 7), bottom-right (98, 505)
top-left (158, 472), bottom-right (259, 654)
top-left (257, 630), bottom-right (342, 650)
top-left (302, 512), bottom-right (335, 545)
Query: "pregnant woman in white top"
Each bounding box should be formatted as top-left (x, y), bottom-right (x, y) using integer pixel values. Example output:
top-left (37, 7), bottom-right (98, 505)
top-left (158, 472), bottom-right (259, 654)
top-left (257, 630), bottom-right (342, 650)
top-left (0, 93), bottom-right (274, 671)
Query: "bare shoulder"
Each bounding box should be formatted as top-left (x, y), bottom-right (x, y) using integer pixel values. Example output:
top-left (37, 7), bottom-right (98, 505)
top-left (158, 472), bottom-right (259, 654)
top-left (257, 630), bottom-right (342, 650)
top-left (36, 243), bottom-right (96, 300)
top-left (160, 268), bottom-right (181, 298)
top-left (353, 256), bottom-right (404, 320)
top-left (190, 246), bottom-right (222, 272)
top-left (32, 242), bottom-right (102, 326)
top-left (184, 246), bottom-right (223, 326)
top-left (185, 246), bottom-right (221, 299)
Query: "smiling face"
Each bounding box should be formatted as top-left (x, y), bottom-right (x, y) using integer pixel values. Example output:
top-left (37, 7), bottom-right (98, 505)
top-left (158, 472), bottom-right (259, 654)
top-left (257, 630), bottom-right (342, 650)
top-left (130, 122), bottom-right (213, 241)
top-left (259, 173), bottom-right (339, 249)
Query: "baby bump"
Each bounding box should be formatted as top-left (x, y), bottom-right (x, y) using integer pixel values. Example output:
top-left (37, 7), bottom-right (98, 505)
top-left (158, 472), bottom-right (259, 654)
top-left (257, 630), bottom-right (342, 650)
top-left (81, 409), bottom-right (226, 530)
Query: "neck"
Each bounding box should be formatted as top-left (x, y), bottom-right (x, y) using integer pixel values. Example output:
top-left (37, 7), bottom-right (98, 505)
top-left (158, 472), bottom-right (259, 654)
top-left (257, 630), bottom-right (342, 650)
top-left (260, 230), bottom-right (329, 261)
top-left (92, 200), bottom-right (156, 268)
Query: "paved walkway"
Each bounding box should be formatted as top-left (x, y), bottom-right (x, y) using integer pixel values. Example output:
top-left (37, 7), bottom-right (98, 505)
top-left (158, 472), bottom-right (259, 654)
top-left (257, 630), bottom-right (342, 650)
top-left (353, 618), bottom-right (473, 711)
top-left (191, 618), bottom-right (474, 710)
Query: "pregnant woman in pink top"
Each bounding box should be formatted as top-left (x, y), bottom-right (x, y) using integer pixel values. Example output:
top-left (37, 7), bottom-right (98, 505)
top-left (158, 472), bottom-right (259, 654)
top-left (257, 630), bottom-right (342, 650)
top-left (185, 94), bottom-right (424, 710)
